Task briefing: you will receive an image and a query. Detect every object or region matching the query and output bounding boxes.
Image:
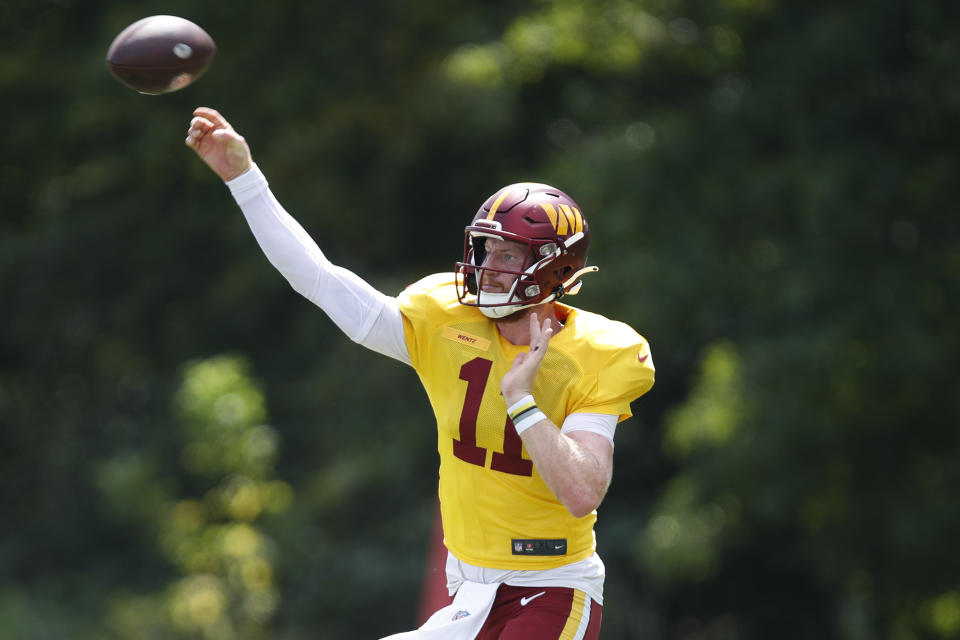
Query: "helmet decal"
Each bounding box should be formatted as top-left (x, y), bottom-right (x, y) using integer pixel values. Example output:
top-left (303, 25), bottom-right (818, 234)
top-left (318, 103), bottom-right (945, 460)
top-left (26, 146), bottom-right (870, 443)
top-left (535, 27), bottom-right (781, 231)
top-left (539, 203), bottom-right (584, 235)
top-left (484, 185), bottom-right (529, 220)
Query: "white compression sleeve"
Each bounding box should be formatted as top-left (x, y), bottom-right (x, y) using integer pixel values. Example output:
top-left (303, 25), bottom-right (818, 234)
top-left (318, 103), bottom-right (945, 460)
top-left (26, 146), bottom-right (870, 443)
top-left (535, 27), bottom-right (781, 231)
top-left (225, 164), bottom-right (411, 365)
top-left (560, 413), bottom-right (618, 447)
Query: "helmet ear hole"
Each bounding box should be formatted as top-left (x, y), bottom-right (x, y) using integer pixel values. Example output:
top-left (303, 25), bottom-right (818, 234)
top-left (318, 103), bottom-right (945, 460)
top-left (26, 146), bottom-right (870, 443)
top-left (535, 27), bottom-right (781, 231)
top-left (471, 237), bottom-right (487, 266)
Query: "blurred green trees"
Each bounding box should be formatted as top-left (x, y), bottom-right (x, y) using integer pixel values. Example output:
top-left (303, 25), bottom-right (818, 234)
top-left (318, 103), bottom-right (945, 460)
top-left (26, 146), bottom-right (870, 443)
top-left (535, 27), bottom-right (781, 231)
top-left (99, 356), bottom-right (289, 639)
top-left (1, 0), bottom-right (958, 638)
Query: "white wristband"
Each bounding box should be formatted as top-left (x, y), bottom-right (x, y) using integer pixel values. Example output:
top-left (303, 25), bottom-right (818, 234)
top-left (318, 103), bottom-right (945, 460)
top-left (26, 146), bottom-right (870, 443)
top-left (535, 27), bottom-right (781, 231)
top-left (513, 410), bottom-right (548, 434)
top-left (507, 394), bottom-right (547, 435)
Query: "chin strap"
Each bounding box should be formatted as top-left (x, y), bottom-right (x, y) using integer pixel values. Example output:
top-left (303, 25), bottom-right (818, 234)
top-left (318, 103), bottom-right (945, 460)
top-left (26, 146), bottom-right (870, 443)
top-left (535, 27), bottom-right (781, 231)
top-left (476, 265), bottom-right (599, 319)
top-left (560, 265), bottom-right (599, 296)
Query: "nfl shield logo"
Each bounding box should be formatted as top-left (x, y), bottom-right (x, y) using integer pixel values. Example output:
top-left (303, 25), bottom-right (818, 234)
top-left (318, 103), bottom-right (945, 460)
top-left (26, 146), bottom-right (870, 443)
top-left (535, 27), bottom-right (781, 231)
top-left (452, 610), bottom-right (471, 621)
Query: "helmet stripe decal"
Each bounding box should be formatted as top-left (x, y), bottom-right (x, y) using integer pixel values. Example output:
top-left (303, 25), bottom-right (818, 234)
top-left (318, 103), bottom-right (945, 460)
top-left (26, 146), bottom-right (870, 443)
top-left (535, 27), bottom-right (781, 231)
top-left (485, 188), bottom-right (515, 220)
top-left (540, 203), bottom-right (563, 233)
top-left (559, 204), bottom-right (584, 235)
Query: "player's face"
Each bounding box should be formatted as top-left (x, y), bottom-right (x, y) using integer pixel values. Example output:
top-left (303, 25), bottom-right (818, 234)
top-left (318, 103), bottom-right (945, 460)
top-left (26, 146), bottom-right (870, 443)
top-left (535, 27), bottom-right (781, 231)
top-left (478, 237), bottom-right (528, 292)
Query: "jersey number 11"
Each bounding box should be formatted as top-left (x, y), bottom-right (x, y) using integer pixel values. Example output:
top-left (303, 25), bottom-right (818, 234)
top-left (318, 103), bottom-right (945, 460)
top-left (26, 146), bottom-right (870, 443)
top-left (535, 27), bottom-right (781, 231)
top-left (453, 357), bottom-right (534, 477)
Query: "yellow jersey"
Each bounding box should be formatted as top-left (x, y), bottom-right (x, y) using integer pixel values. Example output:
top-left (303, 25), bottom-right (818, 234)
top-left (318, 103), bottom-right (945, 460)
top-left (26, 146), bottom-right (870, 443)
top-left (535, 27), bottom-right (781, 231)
top-left (397, 273), bottom-right (655, 570)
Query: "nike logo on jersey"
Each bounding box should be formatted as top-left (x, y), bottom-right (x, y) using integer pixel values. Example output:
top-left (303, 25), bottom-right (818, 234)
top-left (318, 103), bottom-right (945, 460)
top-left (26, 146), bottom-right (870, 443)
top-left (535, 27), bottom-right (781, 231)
top-left (520, 592), bottom-right (547, 606)
top-left (512, 538), bottom-right (567, 555)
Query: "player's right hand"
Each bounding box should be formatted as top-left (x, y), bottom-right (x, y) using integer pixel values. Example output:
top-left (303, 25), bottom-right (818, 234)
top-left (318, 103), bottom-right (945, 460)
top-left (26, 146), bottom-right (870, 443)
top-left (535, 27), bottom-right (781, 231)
top-left (500, 312), bottom-right (554, 406)
top-left (185, 107), bottom-right (252, 182)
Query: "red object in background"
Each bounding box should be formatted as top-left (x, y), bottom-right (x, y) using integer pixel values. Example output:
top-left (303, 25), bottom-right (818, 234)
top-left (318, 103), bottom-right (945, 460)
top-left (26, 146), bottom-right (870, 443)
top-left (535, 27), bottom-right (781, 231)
top-left (417, 501), bottom-right (453, 624)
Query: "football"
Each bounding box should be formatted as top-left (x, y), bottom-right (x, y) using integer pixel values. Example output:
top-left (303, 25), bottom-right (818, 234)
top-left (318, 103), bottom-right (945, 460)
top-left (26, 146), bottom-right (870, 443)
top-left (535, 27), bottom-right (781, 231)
top-left (106, 15), bottom-right (216, 95)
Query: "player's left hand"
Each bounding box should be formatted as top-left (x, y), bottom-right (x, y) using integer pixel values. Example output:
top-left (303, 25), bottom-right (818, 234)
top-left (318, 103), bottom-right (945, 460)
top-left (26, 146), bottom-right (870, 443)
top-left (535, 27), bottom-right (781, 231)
top-left (500, 312), bottom-right (554, 406)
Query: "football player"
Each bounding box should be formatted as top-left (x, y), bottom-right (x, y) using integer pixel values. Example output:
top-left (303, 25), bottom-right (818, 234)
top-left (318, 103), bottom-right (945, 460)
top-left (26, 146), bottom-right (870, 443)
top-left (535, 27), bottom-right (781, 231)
top-left (186, 107), bottom-right (655, 640)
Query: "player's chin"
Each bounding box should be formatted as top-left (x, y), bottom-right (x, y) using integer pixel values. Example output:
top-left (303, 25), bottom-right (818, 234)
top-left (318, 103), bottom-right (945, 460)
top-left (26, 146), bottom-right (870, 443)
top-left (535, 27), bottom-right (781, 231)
top-left (493, 306), bottom-right (532, 323)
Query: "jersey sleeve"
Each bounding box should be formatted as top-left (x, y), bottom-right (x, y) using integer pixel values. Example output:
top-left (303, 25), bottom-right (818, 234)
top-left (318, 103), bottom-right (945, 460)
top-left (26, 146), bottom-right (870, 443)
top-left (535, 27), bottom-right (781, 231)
top-left (395, 273), bottom-right (455, 371)
top-left (572, 331), bottom-right (655, 422)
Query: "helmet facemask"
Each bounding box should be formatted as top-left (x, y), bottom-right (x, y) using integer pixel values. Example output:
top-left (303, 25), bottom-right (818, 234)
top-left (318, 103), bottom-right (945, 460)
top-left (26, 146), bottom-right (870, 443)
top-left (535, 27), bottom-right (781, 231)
top-left (456, 219), bottom-right (597, 319)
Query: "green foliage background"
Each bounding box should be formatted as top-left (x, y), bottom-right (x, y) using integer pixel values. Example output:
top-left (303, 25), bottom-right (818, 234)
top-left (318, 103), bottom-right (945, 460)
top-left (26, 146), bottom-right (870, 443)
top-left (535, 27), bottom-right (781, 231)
top-left (2, 0), bottom-right (959, 638)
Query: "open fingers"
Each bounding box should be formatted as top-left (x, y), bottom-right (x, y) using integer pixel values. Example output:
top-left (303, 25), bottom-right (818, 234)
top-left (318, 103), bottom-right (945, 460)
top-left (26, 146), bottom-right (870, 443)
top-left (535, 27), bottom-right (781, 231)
top-left (192, 106), bottom-right (232, 130)
top-left (190, 115), bottom-right (213, 130)
top-left (185, 115), bottom-right (214, 148)
top-left (188, 115), bottom-right (213, 135)
top-left (528, 313), bottom-right (554, 354)
top-left (529, 313), bottom-right (539, 343)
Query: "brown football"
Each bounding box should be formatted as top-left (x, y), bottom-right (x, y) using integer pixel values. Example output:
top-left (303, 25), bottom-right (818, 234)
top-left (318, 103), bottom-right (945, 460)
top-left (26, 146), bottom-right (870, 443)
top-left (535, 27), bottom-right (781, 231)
top-left (106, 15), bottom-right (216, 95)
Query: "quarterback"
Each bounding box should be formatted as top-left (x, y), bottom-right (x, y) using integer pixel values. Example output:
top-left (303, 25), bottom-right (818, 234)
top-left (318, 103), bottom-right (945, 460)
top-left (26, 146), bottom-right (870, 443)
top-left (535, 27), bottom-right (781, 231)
top-left (185, 107), bottom-right (655, 640)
